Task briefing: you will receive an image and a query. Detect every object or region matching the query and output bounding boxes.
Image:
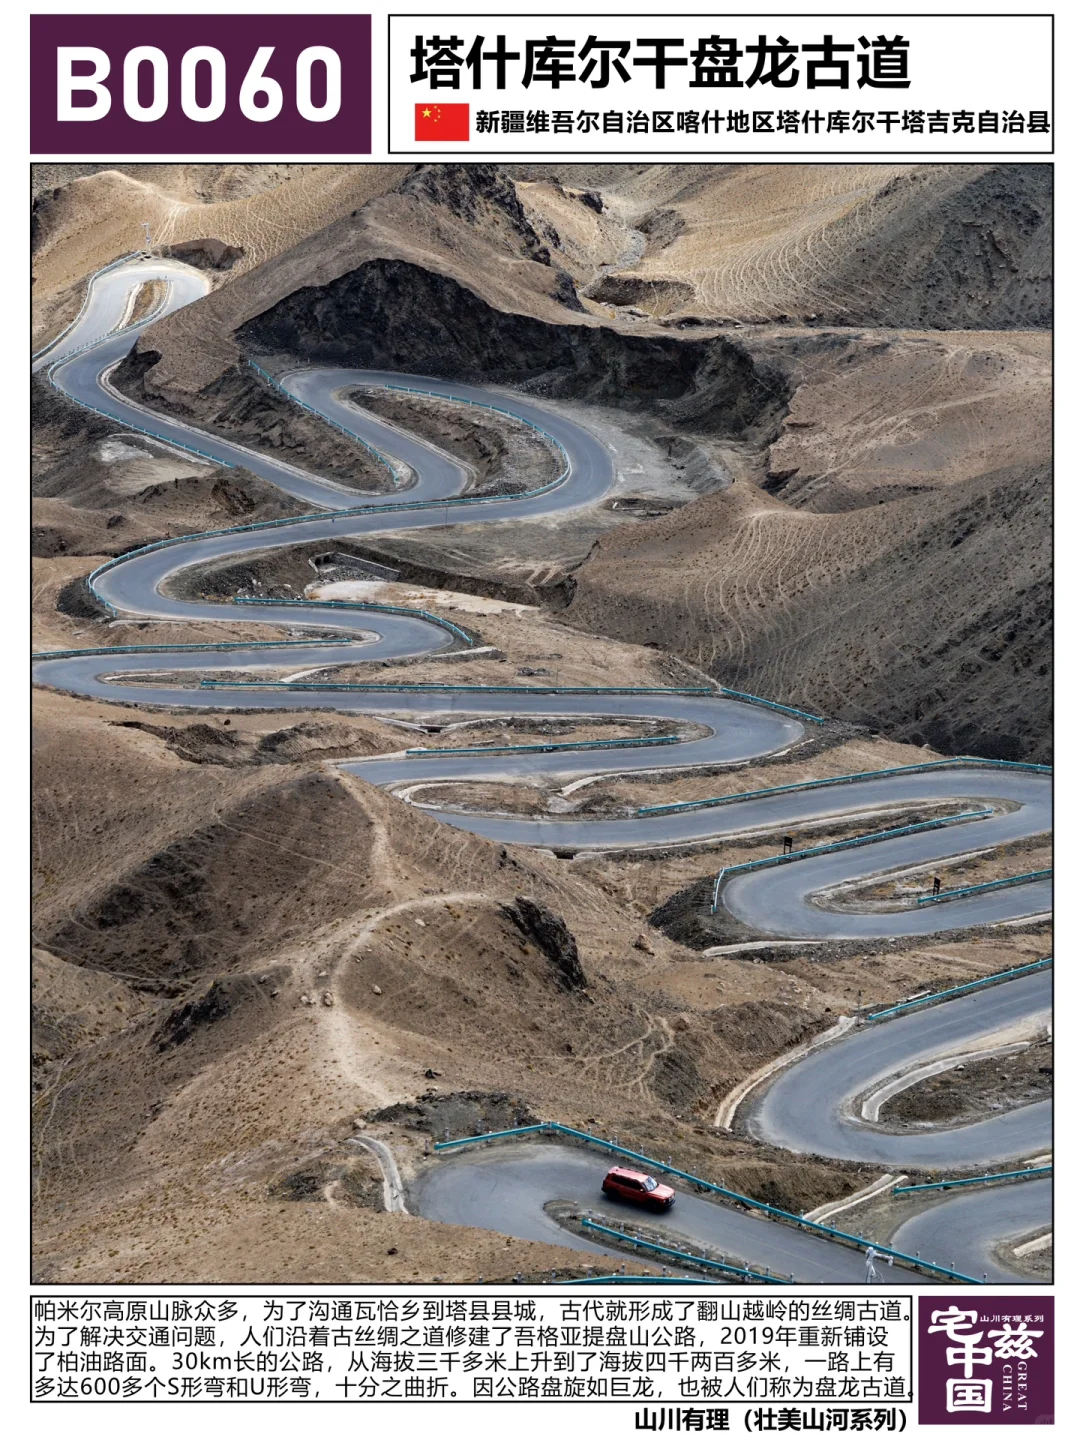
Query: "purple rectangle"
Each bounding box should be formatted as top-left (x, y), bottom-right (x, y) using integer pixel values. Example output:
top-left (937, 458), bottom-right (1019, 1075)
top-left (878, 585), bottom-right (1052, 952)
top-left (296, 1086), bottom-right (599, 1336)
top-left (919, 1296), bottom-right (1053, 1424)
top-left (31, 14), bottom-right (371, 154)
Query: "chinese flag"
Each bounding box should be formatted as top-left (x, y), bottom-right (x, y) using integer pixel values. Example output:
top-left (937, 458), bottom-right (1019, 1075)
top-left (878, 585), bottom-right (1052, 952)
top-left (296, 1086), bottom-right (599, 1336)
top-left (415, 103), bottom-right (470, 142)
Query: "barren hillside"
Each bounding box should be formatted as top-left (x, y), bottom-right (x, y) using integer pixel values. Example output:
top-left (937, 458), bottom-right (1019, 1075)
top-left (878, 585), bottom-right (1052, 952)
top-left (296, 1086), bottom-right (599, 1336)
top-left (32, 161), bottom-right (1052, 1282)
top-left (35, 686), bottom-right (1047, 1282)
top-left (572, 163), bottom-right (1051, 329)
top-left (32, 164), bottom-right (411, 350)
top-left (566, 460), bottom-right (1049, 763)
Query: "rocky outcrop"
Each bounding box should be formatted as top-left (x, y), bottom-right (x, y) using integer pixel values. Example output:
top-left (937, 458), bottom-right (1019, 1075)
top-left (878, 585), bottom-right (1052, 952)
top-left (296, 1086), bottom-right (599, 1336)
top-left (504, 898), bottom-right (587, 990)
top-left (157, 976), bottom-right (250, 1048)
top-left (163, 238), bottom-right (245, 271)
top-left (237, 257), bottom-right (789, 439)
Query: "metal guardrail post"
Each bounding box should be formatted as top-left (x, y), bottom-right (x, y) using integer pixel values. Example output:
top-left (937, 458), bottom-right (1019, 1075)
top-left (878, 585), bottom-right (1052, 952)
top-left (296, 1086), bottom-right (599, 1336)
top-left (32, 250), bottom-right (145, 362)
top-left (60, 358), bottom-right (589, 618)
top-left (31, 638), bottom-right (368, 663)
top-left (197, 681), bottom-right (711, 695)
top-left (716, 686), bottom-right (825, 725)
top-left (561, 1275), bottom-right (714, 1285)
top-left (637, 756), bottom-right (1052, 819)
top-left (233, 595), bottom-right (477, 648)
top-left (577, 1219), bottom-right (791, 1283)
top-left (251, 363), bottom-right (574, 500)
top-left (433, 1124), bottom-right (547, 1150)
top-left (707, 809), bottom-right (994, 914)
top-left (404, 734), bottom-right (679, 759)
top-left (432, 1121), bottom-right (981, 1282)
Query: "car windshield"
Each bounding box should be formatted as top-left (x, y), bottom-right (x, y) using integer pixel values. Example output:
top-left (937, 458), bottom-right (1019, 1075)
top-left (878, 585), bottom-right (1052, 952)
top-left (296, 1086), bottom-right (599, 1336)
top-left (643, 1177), bottom-right (658, 1191)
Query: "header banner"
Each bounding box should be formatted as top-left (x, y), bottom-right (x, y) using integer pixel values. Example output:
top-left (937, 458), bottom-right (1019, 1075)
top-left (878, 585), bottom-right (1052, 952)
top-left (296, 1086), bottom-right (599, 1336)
top-left (31, 13), bottom-right (372, 155)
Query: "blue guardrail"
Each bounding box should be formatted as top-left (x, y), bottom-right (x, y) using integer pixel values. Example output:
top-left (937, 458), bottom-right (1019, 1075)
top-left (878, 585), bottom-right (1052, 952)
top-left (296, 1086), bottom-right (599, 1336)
top-left (866, 957), bottom-right (1052, 1021)
top-left (916, 869), bottom-right (1052, 906)
top-left (433, 1121), bottom-right (980, 1282)
top-left (577, 1219), bottom-right (791, 1284)
top-left (199, 681), bottom-right (711, 696)
top-left (893, 1166), bottom-right (1052, 1196)
top-left (32, 250), bottom-right (146, 362)
top-left (233, 594), bottom-right (477, 647)
top-left (406, 735), bottom-right (679, 758)
top-left (709, 809), bottom-right (993, 913)
top-left (562, 1275), bottom-right (714, 1285)
top-left (639, 756), bottom-right (1051, 819)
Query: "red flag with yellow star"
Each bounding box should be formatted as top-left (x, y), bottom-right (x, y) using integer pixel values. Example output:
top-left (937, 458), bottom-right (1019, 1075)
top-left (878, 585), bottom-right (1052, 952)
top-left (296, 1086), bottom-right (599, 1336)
top-left (414, 102), bottom-right (470, 142)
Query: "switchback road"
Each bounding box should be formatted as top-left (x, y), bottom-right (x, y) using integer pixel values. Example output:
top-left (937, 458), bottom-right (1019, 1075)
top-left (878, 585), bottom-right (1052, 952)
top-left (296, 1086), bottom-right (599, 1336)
top-left (32, 257), bottom-right (1052, 1280)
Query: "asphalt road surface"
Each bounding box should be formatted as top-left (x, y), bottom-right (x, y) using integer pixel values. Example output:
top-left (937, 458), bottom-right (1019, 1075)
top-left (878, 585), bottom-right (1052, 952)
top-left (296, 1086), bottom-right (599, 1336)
top-left (33, 257), bottom-right (209, 373)
top-left (34, 263), bottom-right (1050, 937)
top-left (890, 1177), bottom-right (1051, 1283)
top-left (745, 970), bottom-right (1052, 1167)
top-left (33, 258), bottom-right (1053, 1282)
top-left (412, 1144), bottom-right (928, 1285)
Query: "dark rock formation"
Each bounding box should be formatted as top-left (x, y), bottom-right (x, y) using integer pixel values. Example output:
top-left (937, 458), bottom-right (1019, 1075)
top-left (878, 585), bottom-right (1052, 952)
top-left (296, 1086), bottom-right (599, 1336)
top-left (504, 897), bottom-right (587, 990)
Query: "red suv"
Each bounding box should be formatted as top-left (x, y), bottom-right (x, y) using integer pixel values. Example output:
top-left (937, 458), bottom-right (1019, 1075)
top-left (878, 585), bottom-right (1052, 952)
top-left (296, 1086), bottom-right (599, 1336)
top-left (602, 1166), bottom-right (676, 1211)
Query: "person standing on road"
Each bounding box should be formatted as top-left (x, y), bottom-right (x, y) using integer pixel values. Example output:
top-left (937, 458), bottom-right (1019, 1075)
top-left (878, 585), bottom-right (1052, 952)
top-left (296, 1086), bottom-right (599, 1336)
top-left (864, 1246), bottom-right (881, 1283)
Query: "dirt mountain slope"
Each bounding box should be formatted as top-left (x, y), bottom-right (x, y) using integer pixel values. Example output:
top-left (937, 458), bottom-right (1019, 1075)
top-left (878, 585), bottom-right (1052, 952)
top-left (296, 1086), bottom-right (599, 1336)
top-left (570, 163), bottom-right (1052, 328)
top-left (32, 164), bottom-right (411, 349)
top-left (33, 694), bottom-right (905, 1282)
top-left (119, 164), bottom-right (626, 399)
top-left (565, 458), bottom-right (1050, 762)
top-left (32, 161), bottom-right (1052, 1283)
top-left (752, 327), bottom-right (1049, 511)
top-left (119, 162), bottom-right (1049, 407)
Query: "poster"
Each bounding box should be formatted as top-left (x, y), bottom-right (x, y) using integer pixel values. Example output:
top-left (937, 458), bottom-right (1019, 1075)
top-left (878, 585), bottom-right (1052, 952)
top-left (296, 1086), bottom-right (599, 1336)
top-left (20, 2), bottom-right (1062, 1434)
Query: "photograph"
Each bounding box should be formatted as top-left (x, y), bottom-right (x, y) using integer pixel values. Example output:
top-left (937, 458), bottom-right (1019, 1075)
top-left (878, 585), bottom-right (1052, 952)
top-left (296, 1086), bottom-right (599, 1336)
top-left (31, 157), bottom-right (1051, 1292)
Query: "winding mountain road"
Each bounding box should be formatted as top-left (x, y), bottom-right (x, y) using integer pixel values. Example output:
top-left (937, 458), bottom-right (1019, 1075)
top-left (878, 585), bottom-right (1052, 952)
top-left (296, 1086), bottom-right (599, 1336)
top-left (745, 969), bottom-right (1052, 1166)
top-left (891, 1177), bottom-right (1052, 1284)
top-left (32, 257), bottom-right (1052, 1280)
top-left (412, 1145), bottom-right (925, 1285)
top-left (34, 265), bottom-right (1052, 935)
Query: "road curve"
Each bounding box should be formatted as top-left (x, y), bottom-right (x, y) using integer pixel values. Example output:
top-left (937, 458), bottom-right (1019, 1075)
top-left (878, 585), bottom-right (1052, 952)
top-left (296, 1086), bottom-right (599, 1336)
top-left (744, 970), bottom-right (1051, 1167)
top-left (890, 1177), bottom-right (1051, 1283)
top-left (32, 257), bottom-right (210, 373)
top-left (33, 259), bottom-right (1051, 939)
top-left (411, 1144), bottom-right (925, 1285)
top-left (33, 258), bottom-right (1052, 1280)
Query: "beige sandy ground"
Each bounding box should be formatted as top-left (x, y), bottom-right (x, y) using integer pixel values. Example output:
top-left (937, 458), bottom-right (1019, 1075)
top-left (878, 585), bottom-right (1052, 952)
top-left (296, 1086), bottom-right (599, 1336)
top-left (32, 165), bottom-right (411, 350)
top-left (534, 163), bottom-right (1049, 330)
top-left (32, 594), bottom-right (1050, 1283)
top-left (614, 163), bottom-right (915, 318)
top-left (37, 162), bottom-right (1048, 397)
top-left (33, 163), bottom-right (1050, 768)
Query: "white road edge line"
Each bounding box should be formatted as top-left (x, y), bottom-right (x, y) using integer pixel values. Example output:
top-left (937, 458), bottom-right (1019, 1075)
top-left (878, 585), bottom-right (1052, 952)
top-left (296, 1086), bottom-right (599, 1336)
top-left (1013, 1231), bottom-right (1052, 1257)
top-left (853, 1024), bottom-right (1048, 1125)
top-left (713, 1015), bottom-right (857, 1132)
top-left (347, 1134), bottom-right (409, 1214)
top-left (803, 1172), bottom-right (906, 1225)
